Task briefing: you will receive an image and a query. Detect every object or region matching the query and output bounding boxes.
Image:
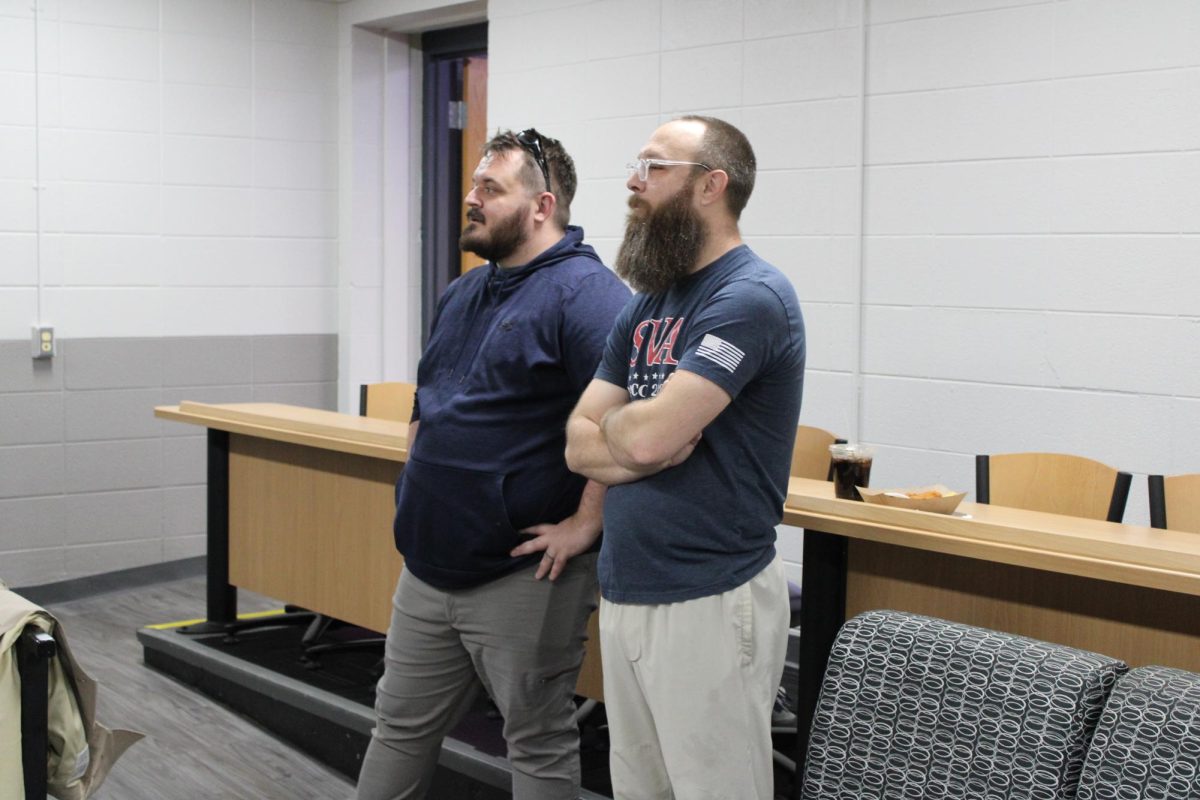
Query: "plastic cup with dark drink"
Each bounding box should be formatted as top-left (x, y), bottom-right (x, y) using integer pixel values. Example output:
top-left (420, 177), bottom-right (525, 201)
top-left (829, 443), bottom-right (874, 501)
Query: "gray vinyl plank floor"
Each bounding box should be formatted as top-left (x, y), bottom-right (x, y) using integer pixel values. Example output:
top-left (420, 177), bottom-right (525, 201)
top-left (43, 576), bottom-right (357, 800)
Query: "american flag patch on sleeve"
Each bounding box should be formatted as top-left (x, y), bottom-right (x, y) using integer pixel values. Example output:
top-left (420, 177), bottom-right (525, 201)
top-left (696, 334), bottom-right (745, 373)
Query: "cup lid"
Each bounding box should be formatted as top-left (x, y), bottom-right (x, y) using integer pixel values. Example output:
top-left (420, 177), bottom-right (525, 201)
top-left (829, 443), bottom-right (874, 457)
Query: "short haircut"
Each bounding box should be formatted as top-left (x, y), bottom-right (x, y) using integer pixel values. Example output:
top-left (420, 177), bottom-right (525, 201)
top-left (677, 115), bottom-right (757, 220)
top-left (483, 129), bottom-right (577, 229)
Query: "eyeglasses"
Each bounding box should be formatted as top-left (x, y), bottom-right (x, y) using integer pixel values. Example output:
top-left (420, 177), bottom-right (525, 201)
top-left (625, 158), bottom-right (712, 182)
top-left (516, 128), bottom-right (552, 192)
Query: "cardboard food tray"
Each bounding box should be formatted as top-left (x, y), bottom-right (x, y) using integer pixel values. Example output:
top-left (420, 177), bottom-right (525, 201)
top-left (857, 484), bottom-right (966, 514)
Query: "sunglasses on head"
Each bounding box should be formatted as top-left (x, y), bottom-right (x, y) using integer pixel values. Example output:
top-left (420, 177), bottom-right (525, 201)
top-left (516, 128), bottom-right (552, 192)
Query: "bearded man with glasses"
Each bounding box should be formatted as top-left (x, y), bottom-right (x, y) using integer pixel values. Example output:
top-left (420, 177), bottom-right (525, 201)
top-left (356, 129), bottom-right (630, 800)
top-left (566, 116), bottom-right (806, 799)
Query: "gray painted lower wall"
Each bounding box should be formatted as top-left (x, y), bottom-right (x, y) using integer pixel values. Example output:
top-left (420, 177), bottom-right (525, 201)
top-left (0, 334), bottom-right (337, 588)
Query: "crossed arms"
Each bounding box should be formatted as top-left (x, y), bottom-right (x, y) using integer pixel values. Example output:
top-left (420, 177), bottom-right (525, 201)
top-left (565, 370), bottom-right (733, 486)
top-left (512, 370), bottom-right (730, 579)
top-left (410, 370), bottom-right (731, 581)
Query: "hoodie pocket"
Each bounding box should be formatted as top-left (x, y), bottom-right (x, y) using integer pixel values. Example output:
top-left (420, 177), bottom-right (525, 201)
top-left (394, 456), bottom-right (522, 574)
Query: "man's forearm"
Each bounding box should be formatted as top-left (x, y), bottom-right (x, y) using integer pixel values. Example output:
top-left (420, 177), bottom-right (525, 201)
top-left (565, 415), bottom-right (657, 486)
top-left (598, 404), bottom-right (642, 469)
top-left (573, 479), bottom-right (606, 531)
top-left (599, 400), bottom-right (687, 470)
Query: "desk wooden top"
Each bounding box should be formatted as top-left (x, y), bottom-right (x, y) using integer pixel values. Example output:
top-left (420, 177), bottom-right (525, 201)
top-left (785, 476), bottom-right (1200, 597)
top-left (155, 402), bottom-right (408, 461)
top-left (156, 403), bottom-right (1200, 598)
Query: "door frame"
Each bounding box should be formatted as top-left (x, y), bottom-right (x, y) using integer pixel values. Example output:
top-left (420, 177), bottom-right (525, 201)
top-left (419, 23), bottom-right (488, 345)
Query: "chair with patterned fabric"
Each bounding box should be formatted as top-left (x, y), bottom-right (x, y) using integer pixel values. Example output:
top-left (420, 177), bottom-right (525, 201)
top-left (800, 609), bottom-right (1127, 800)
top-left (1076, 665), bottom-right (1200, 800)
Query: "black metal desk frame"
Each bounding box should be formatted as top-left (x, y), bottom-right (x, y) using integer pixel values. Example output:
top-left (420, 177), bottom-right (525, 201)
top-left (792, 530), bottom-right (848, 799)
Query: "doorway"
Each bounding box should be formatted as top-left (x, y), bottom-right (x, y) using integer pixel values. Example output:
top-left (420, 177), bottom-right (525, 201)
top-left (419, 22), bottom-right (488, 344)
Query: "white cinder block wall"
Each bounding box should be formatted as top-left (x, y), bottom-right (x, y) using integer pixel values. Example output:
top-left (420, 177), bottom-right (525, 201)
top-left (0, 0), bottom-right (341, 587)
top-left (0, 0), bottom-right (339, 343)
top-left (483, 0), bottom-right (1200, 578)
top-left (2, 0), bottom-right (340, 340)
top-left (859, 0), bottom-right (1200, 525)
top-left (4, 0), bottom-right (1198, 586)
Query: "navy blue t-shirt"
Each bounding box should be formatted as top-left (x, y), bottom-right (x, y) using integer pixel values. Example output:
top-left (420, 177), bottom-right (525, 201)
top-left (594, 245), bottom-right (805, 603)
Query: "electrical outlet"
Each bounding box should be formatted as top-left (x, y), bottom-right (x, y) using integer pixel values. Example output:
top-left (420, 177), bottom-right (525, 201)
top-left (32, 325), bottom-right (54, 360)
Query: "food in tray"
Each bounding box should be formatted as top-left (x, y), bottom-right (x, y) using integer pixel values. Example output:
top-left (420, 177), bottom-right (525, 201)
top-left (859, 484), bottom-right (966, 514)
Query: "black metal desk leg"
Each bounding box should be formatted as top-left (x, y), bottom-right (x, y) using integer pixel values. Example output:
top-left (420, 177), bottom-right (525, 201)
top-left (18, 625), bottom-right (55, 800)
top-left (181, 429), bottom-right (237, 634)
top-left (793, 530), bottom-right (848, 799)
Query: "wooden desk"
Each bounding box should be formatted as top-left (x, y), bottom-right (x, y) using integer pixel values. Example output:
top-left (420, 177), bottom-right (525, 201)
top-left (782, 476), bottom-right (1200, 794)
top-left (154, 401), bottom-right (604, 701)
top-left (158, 402), bottom-right (1200, 787)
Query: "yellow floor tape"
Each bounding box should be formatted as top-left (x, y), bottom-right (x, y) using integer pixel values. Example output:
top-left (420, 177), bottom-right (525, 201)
top-left (145, 608), bottom-right (288, 630)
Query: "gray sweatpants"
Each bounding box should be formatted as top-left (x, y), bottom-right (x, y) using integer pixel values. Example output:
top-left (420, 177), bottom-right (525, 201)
top-left (355, 553), bottom-right (598, 800)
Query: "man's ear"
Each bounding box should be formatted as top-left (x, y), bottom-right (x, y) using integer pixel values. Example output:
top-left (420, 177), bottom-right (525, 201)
top-left (533, 190), bottom-right (557, 223)
top-left (697, 169), bottom-right (730, 208)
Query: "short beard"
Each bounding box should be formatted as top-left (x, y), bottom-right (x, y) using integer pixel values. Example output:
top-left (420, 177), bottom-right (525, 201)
top-left (614, 182), bottom-right (706, 295)
top-left (459, 204), bottom-right (530, 264)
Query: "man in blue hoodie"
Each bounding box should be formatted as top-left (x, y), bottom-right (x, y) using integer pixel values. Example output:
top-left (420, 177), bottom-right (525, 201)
top-left (356, 130), bottom-right (630, 800)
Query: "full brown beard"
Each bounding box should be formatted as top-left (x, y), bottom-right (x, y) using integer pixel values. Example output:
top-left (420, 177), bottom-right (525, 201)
top-left (459, 203), bottom-right (530, 264)
top-left (613, 181), bottom-right (707, 295)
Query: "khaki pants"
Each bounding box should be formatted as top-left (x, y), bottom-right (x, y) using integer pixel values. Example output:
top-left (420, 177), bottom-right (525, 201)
top-left (599, 555), bottom-right (789, 800)
top-left (356, 554), bottom-right (598, 800)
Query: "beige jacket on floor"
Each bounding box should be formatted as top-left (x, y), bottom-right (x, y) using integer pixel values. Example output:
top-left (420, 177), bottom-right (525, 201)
top-left (0, 584), bottom-right (142, 800)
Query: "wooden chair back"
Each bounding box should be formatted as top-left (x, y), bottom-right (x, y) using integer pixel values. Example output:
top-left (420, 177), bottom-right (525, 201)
top-left (359, 382), bottom-right (415, 422)
top-left (976, 452), bottom-right (1132, 522)
top-left (1149, 473), bottom-right (1200, 533)
top-left (791, 425), bottom-right (842, 481)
